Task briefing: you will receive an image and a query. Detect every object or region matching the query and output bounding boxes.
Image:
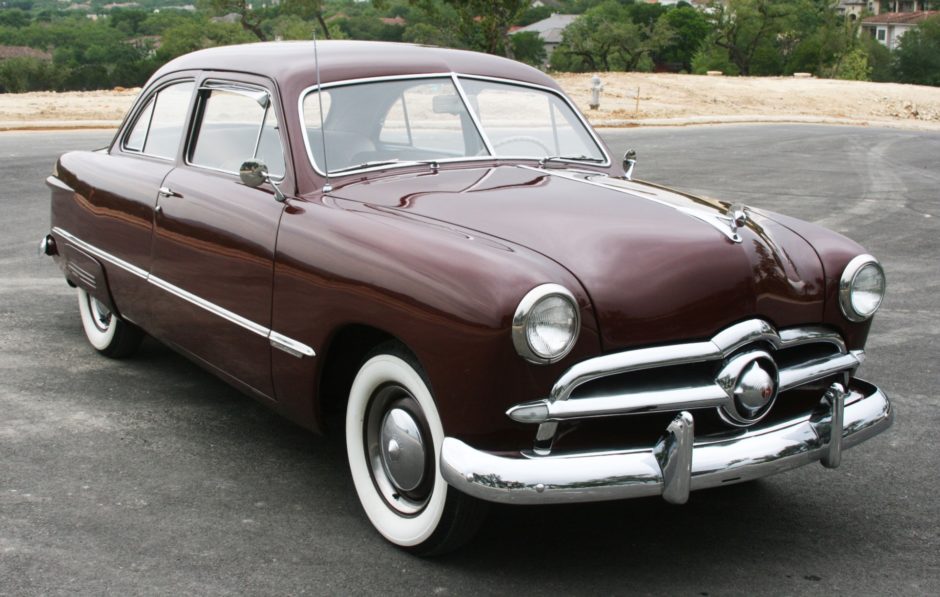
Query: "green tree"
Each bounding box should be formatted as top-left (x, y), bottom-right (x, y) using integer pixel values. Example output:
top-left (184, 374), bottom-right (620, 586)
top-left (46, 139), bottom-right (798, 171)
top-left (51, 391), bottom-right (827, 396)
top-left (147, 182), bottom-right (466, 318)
top-left (196, 0), bottom-right (269, 41)
top-left (658, 5), bottom-right (710, 71)
top-left (705, 0), bottom-right (795, 76)
top-left (281, 0), bottom-right (331, 39)
top-left (510, 30), bottom-right (545, 66)
top-left (551, 1), bottom-right (674, 72)
top-left (155, 20), bottom-right (257, 62)
top-left (402, 21), bottom-right (462, 47)
top-left (861, 35), bottom-right (892, 82)
top-left (0, 8), bottom-right (30, 28)
top-left (893, 15), bottom-right (940, 86)
top-left (109, 8), bottom-right (149, 36)
top-left (442, 0), bottom-right (531, 57)
top-left (691, 39), bottom-right (740, 75)
top-left (0, 56), bottom-right (60, 92)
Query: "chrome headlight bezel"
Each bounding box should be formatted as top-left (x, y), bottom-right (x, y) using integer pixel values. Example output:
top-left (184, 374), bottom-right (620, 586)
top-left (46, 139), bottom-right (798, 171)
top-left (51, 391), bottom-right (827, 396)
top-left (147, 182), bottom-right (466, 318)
top-left (512, 284), bottom-right (581, 365)
top-left (839, 254), bottom-right (885, 322)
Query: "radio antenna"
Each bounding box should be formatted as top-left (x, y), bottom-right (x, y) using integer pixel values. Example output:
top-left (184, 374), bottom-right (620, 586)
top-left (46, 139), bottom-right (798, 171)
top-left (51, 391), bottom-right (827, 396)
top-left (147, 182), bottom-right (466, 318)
top-left (313, 30), bottom-right (331, 193)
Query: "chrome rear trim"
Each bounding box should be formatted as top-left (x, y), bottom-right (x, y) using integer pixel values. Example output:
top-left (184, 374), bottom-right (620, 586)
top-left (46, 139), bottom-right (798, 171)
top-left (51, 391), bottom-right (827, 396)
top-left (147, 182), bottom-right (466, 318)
top-left (444, 380), bottom-right (891, 505)
top-left (51, 227), bottom-right (316, 358)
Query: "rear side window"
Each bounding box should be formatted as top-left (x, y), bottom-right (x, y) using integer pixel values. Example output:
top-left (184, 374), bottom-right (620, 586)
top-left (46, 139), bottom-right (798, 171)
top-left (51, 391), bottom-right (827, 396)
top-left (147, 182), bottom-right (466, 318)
top-left (190, 86), bottom-right (285, 178)
top-left (123, 81), bottom-right (194, 160)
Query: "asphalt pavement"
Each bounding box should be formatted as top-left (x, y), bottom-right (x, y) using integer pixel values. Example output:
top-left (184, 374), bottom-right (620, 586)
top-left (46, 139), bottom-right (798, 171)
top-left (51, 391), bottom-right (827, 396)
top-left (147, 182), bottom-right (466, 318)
top-left (1, 125), bottom-right (937, 595)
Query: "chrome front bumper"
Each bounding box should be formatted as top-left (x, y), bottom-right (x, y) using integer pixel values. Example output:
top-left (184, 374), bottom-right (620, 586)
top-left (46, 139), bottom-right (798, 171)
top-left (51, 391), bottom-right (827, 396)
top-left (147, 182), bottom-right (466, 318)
top-left (440, 379), bottom-right (891, 505)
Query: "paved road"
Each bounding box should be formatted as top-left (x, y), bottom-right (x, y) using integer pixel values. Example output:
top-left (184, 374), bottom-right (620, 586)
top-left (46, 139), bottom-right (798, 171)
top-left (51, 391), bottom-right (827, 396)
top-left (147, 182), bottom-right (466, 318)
top-left (1, 126), bottom-right (937, 595)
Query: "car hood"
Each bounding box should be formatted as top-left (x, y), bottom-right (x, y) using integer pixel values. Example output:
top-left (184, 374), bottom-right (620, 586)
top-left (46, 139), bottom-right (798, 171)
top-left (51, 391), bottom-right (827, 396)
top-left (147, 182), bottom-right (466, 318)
top-left (330, 165), bottom-right (826, 351)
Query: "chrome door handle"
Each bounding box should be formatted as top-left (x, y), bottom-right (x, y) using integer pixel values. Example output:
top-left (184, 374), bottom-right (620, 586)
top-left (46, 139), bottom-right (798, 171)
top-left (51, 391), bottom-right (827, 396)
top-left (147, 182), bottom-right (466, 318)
top-left (158, 186), bottom-right (182, 198)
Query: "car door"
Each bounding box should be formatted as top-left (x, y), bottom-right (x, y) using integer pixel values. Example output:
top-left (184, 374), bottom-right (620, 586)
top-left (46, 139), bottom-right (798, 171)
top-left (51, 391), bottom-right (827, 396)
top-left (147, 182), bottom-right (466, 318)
top-left (55, 78), bottom-right (195, 325)
top-left (148, 77), bottom-right (289, 400)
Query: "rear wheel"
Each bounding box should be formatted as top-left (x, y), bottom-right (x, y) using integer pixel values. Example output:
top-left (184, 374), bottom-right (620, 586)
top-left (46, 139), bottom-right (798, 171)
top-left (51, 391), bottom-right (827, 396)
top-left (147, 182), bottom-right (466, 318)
top-left (345, 346), bottom-right (487, 555)
top-left (76, 287), bottom-right (143, 358)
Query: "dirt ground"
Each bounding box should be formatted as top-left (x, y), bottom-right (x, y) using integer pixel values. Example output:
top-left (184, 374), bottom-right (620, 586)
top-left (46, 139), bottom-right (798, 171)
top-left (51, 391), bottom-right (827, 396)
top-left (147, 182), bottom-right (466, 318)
top-left (2, 73), bottom-right (940, 131)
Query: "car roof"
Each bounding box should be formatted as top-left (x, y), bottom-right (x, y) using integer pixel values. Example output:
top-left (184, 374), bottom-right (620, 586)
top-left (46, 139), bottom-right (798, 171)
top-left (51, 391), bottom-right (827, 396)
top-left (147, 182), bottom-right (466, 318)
top-left (152, 41), bottom-right (560, 91)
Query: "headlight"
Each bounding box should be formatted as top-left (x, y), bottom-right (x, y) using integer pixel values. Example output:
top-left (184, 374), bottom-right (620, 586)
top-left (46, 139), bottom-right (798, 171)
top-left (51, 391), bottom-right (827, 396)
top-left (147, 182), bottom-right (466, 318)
top-left (839, 255), bottom-right (885, 322)
top-left (512, 284), bottom-right (580, 364)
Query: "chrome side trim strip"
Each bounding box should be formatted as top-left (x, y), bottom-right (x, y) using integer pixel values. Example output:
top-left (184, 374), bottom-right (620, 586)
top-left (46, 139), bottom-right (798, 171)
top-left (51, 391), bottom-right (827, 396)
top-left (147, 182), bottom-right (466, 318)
top-left (54, 226), bottom-right (148, 280)
top-left (519, 166), bottom-right (744, 243)
top-left (51, 227), bottom-right (315, 358)
top-left (269, 331), bottom-right (316, 358)
top-left (444, 380), bottom-right (891, 505)
top-left (46, 175), bottom-right (74, 192)
top-left (148, 274), bottom-right (269, 337)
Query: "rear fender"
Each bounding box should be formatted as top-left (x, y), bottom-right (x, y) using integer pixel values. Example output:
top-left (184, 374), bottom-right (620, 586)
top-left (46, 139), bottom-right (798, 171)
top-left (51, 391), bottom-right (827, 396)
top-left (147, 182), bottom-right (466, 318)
top-left (60, 243), bottom-right (119, 316)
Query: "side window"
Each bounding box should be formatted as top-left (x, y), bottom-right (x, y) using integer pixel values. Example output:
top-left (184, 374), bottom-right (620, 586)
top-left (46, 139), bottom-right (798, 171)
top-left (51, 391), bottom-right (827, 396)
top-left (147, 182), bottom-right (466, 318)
top-left (190, 86), bottom-right (285, 178)
top-left (124, 97), bottom-right (154, 152)
top-left (123, 81), bottom-right (194, 159)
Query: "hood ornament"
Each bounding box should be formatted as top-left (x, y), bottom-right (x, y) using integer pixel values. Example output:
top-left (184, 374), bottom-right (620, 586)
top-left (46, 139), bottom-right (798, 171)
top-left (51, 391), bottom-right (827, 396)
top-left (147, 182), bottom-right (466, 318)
top-left (716, 204), bottom-right (748, 243)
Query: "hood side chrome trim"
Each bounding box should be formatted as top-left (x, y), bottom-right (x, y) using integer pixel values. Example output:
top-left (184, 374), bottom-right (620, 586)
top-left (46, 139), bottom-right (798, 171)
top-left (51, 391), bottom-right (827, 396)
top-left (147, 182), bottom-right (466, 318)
top-left (518, 166), bottom-right (743, 243)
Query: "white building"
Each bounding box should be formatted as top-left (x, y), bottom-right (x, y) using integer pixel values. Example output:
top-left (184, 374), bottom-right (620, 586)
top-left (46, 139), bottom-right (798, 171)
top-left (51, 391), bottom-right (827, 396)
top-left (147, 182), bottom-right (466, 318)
top-left (511, 13), bottom-right (578, 63)
top-left (861, 10), bottom-right (939, 49)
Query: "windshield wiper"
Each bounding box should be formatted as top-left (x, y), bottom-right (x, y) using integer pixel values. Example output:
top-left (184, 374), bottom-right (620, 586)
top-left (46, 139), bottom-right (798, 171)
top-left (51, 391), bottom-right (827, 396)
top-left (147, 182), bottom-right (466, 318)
top-left (538, 155), bottom-right (605, 167)
top-left (328, 159), bottom-right (424, 174)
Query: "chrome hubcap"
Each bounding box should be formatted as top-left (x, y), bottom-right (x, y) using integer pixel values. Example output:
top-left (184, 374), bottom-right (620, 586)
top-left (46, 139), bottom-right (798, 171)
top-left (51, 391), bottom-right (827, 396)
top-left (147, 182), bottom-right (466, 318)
top-left (379, 408), bottom-right (426, 493)
top-left (88, 296), bottom-right (112, 332)
top-left (365, 385), bottom-right (432, 515)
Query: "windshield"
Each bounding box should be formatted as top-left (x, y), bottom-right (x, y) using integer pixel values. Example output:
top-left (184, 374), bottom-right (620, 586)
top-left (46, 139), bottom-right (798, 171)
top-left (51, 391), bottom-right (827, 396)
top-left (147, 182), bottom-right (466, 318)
top-left (301, 76), bottom-right (606, 175)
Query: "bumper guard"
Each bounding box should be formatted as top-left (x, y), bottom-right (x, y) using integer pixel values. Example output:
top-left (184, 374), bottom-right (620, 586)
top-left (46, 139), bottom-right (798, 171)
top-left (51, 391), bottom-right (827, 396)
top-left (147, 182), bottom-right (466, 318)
top-left (440, 379), bottom-right (891, 505)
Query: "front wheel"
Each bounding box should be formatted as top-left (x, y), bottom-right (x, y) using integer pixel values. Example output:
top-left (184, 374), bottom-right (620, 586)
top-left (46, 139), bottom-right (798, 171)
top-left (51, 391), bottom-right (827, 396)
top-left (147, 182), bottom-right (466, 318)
top-left (76, 287), bottom-right (143, 358)
top-left (345, 347), bottom-right (487, 555)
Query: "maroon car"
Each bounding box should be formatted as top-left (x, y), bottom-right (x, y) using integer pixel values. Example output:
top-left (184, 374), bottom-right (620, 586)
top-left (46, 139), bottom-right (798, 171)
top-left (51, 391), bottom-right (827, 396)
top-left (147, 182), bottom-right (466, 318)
top-left (42, 41), bottom-right (891, 554)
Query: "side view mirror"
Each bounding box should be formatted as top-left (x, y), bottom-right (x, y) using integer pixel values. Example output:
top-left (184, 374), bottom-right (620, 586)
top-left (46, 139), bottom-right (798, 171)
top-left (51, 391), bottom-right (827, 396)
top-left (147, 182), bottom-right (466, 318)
top-left (239, 159), bottom-right (285, 202)
top-left (239, 159), bottom-right (268, 188)
top-left (623, 149), bottom-right (637, 180)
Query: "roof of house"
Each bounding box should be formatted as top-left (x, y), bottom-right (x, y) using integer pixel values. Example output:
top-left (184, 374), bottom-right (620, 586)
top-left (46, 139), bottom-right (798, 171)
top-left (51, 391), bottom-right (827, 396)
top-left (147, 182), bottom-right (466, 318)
top-left (0, 45), bottom-right (53, 61)
top-left (513, 14), bottom-right (578, 44)
top-left (861, 11), bottom-right (939, 26)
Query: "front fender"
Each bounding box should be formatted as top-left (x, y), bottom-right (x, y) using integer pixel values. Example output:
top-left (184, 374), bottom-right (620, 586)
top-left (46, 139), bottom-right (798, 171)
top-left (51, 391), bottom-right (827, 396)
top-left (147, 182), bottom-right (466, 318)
top-left (269, 194), bottom-right (601, 451)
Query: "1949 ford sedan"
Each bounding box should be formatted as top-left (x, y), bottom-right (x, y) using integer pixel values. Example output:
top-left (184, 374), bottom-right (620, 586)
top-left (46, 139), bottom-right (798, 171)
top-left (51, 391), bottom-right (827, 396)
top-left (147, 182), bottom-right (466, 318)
top-left (42, 41), bottom-right (892, 554)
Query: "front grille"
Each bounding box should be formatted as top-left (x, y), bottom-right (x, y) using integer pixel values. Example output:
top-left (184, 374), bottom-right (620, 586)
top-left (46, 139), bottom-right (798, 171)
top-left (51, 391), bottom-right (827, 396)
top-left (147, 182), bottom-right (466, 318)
top-left (505, 319), bottom-right (861, 455)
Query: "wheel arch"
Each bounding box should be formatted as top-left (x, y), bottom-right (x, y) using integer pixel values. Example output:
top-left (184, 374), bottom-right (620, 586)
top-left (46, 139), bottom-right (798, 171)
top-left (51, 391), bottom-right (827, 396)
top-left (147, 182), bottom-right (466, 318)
top-left (316, 323), bottom-right (421, 435)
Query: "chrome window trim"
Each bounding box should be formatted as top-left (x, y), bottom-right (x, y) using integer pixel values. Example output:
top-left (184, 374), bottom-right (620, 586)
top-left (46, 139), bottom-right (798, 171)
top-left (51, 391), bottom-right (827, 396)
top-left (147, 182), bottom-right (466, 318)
top-left (838, 254), bottom-right (884, 322)
top-left (297, 72), bottom-right (611, 179)
top-left (185, 80), bottom-right (286, 182)
top-left (450, 73), bottom-right (495, 155)
top-left (456, 73), bottom-right (610, 166)
top-left (51, 226), bottom-right (315, 358)
top-left (120, 78), bottom-right (196, 161)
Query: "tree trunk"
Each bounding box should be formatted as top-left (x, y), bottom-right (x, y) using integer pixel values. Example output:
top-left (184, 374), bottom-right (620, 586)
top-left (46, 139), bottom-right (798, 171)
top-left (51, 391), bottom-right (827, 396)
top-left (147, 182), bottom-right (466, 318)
top-left (316, 13), bottom-right (331, 40)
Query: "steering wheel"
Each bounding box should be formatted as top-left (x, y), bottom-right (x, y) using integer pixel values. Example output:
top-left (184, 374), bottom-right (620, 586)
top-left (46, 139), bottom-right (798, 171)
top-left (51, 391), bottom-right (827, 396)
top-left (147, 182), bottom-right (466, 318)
top-left (492, 135), bottom-right (553, 155)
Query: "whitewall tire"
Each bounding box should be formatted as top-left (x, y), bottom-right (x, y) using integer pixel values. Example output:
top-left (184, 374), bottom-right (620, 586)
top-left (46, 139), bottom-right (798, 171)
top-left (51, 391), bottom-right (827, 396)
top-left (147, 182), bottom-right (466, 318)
top-left (345, 346), bottom-right (487, 555)
top-left (76, 287), bottom-right (143, 358)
